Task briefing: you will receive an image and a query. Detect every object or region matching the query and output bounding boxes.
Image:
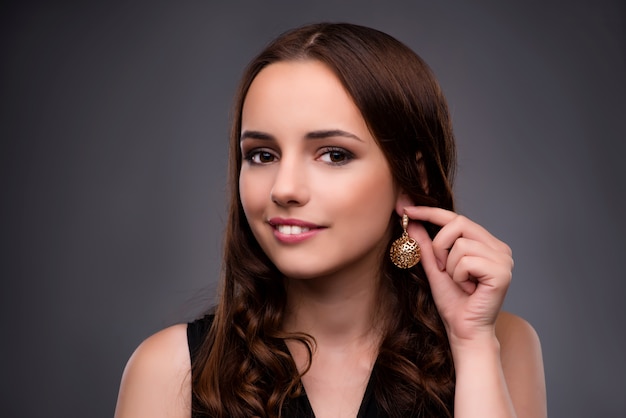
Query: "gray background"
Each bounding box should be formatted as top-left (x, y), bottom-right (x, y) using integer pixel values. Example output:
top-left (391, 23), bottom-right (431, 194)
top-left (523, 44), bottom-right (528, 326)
top-left (2, 1), bottom-right (624, 417)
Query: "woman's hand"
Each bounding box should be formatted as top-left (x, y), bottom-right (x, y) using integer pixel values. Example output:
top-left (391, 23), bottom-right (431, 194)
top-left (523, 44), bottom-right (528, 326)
top-left (403, 206), bottom-right (514, 346)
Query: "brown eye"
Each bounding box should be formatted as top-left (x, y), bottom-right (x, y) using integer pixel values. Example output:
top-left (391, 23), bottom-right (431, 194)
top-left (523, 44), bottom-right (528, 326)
top-left (329, 151), bottom-right (346, 162)
top-left (245, 149), bottom-right (277, 164)
top-left (257, 151), bottom-right (274, 163)
top-left (319, 147), bottom-right (354, 165)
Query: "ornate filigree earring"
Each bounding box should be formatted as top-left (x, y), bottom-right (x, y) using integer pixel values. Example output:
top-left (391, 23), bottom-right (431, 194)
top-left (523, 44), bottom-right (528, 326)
top-left (390, 214), bottom-right (421, 269)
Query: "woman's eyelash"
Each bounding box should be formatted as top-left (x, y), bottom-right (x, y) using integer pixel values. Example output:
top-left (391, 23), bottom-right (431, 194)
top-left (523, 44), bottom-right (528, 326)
top-left (318, 147), bottom-right (355, 165)
top-left (243, 149), bottom-right (277, 164)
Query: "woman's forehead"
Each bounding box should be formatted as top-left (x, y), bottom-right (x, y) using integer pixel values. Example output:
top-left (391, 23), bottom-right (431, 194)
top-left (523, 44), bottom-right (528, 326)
top-left (241, 61), bottom-right (370, 139)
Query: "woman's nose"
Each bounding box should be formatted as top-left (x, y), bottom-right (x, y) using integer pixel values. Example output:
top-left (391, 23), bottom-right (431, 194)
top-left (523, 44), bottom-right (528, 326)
top-left (270, 157), bottom-right (309, 207)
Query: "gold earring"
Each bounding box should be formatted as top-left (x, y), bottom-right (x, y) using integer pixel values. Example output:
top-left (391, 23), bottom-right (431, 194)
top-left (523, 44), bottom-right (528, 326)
top-left (390, 214), bottom-right (421, 269)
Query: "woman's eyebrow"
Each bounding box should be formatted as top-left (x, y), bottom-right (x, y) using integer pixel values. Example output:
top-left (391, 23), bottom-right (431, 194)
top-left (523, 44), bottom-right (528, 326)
top-left (240, 130), bottom-right (274, 141)
top-left (305, 129), bottom-right (363, 142)
top-left (240, 129), bottom-right (363, 142)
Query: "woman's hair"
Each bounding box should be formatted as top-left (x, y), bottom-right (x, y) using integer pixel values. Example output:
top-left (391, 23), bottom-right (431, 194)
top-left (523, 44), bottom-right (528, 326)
top-left (192, 23), bottom-right (457, 418)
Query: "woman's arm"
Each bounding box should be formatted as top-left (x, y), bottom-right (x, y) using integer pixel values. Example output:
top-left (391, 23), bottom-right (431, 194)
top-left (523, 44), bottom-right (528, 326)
top-left (114, 324), bottom-right (191, 418)
top-left (404, 206), bottom-right (547, 418)
top-left (450, 312), bottom-right (546, 418)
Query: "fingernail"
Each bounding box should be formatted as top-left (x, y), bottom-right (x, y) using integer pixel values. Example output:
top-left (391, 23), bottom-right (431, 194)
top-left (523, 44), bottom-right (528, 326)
top-left (436, 259), bottom-right (444, 271)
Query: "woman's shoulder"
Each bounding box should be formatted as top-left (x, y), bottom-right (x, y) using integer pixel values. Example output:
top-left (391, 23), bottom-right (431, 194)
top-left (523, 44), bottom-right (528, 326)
top-left (495, 310), bottom-right (543, 362)
top-left (495, 311), bottom-right (547, 416)
top-left (114, 324), bottom-right (191, 418)
top-left (495, 310), bottom-right (541, 348)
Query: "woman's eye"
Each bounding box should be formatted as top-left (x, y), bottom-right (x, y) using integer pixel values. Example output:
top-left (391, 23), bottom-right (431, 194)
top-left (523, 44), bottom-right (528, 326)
top-left (245, 150), bottom-right (276, 164)
top-left (319, 148), bottom-right (354, 165)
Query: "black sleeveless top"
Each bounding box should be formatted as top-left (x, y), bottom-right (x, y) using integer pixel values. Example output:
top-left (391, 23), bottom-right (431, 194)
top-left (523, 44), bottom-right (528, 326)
top-left (187, 315), bottom-right (384, 417)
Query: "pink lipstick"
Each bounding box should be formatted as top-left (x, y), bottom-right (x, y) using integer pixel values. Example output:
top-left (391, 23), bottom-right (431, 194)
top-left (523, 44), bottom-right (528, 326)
top-left (267, 217), bottom-right (325, 243)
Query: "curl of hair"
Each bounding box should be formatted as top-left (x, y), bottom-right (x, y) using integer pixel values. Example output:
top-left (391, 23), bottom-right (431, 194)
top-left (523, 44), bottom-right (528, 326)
top-left (192, 23), bottom-right (456, 417)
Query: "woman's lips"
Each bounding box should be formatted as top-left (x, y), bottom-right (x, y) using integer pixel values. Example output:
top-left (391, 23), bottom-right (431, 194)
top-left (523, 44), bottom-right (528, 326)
top-left (267, 217), bottom-right (326, 243)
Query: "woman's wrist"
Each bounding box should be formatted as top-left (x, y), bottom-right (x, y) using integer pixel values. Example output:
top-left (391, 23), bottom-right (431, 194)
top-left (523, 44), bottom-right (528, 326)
top-left (451, 334), bottom-right (517, 418)
top-left (449, 331), bottom-right (501, 367)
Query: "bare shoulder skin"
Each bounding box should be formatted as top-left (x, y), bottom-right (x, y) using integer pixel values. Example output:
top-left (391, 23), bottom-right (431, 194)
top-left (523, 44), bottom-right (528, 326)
top-left (114, 324), bottom-right (191, 418)
top-left (496, 311), bottom-right (547, 418)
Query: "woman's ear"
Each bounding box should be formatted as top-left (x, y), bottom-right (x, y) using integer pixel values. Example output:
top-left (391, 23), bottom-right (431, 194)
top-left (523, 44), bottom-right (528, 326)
top-left (395, 191), bottom-right (414, 217)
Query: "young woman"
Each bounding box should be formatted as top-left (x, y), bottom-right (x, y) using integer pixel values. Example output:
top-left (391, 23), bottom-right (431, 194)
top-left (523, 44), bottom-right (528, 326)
top-left (114, 23), bottom-right (546, 418)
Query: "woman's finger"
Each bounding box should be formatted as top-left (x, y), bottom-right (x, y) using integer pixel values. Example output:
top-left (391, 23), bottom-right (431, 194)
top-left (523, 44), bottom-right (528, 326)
top-left (450, 255), bottom-right (513, 293)
top-left (404, 206), bottom-right (512, 263)
top-left (403, 206), bottom-right (458, 227)
top-left (405, 220), bottom-right (463, 299)
top-left (446, 237), bottom-right (510, 276)
top-left (403, 206), bottom-right (461, 266)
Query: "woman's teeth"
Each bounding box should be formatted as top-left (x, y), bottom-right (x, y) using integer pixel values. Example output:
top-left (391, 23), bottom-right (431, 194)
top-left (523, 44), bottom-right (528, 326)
top-left (276, 225), bottom-right (311, 235)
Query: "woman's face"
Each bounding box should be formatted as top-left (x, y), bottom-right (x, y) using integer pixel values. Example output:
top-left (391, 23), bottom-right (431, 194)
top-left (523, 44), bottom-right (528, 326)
top-left (239, 60), bottom-right (399, 280)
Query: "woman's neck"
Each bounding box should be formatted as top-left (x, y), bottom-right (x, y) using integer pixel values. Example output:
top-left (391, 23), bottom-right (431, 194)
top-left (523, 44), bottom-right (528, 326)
top-left (282, 265), bottom-right (387, 348)
top-left (282, 263), bottom-right (390, 407)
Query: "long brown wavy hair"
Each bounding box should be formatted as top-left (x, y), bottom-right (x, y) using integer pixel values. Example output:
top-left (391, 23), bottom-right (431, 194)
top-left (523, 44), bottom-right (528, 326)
top-left (191, 23), bottom-right (457, 417)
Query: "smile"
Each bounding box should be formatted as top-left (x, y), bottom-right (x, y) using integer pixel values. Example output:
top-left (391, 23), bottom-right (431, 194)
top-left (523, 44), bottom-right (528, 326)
top-left (267, 217), bottom-right (326, 243)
